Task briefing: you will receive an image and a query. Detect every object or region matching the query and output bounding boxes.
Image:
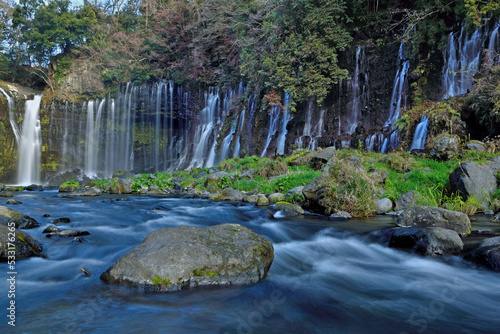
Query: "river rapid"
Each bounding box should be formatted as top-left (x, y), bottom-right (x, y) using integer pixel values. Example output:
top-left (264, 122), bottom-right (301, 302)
top-left (1, 190), bottom-right (500, 334)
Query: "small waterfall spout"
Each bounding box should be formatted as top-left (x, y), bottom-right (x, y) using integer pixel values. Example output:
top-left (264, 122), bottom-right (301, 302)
top-left (17, 95), bottom-right (42, 185)
top-left (409, 115), bottom-right (429, 152)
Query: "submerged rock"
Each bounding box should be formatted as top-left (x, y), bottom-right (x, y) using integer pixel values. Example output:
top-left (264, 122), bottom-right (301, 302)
top-left (396, 206), bottom-right (471, 235)
top-left (57, 188), bottom-right (100, 197)
top-left (51, 217), bottom-right (71, 224)
top-left (389, 227), bottom-right (464, 256)
top-left (6, 199), bottom-right (22, 205)
top-left (0, 225), bottom-right (42, 260)
top-left (100, 223), bottom-right (274, 292)
top-left (42, 225), bottom-right (61, 233)
top-left (329, 211), bottom-right (352, 220)
top-left (272, 202), bottom-right (305, 217)
top-left (465, 237), bottom-right (500, 271)
top-left (45, 230), bottom-right (90, 238)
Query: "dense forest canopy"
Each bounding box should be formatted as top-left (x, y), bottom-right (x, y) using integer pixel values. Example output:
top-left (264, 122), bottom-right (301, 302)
top-left (0, 0), bottom-right (499, 105)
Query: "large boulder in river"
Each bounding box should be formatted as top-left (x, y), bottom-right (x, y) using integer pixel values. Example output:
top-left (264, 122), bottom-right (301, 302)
top-left (0, 205), bottom-right (40, 229)
top-left (0, 225), bottom-right (42, 260)
top-left (465, 237), bottom-right (500, 271)
top-left (448, 156), bottom-right (500, 209)
top-left (100, 224), bottom-right (274, 292)
top-left (397, 206), bottom-right (471, 235)
top-left (389, 227), bottom-right (464, 256)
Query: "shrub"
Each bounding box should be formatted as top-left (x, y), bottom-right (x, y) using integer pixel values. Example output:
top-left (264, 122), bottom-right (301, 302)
top-left (259, 159), bottom-right (288, 178)
top-left (322, 161), bottom-right (376, 217)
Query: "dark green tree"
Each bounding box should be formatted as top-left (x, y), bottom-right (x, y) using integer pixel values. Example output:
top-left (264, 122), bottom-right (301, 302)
top-left (12, 0), bottom-right (97, 65)
top-left (241, 0), bottom-right (352, 109)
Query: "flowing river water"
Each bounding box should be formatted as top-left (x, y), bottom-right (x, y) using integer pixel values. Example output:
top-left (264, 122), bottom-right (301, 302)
top-left (1, 190), bottom-right (500, 333)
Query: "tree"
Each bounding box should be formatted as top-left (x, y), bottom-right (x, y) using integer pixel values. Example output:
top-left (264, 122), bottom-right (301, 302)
top-left (465, 0), bottom-right (500, 27)
top-left (242, 0), bottom-right (352, 108)
top-left (12, 0), bottom-right (97, 65)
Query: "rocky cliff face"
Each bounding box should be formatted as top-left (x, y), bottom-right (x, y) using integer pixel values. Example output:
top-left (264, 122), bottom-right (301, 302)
top-left (0, 41), bottom-right (449, 184)
top-left (0, 41), bottom-right (424, 184)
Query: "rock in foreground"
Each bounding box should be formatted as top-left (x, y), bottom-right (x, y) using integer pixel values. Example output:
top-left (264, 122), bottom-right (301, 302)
top-left (389, 227), bottom-right (464, 256)
top-left (100, 224), bottom-right (274, 292)
top-left (0, 205), bottom-right (40, 229)
top-left (396, 206), bottom-right (471, 235)
top-left (0, 225), bottom-right (42, 260)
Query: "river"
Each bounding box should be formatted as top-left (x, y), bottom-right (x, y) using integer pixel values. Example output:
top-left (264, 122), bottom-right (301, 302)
top-left (1, 190), bottom-right (500, 333)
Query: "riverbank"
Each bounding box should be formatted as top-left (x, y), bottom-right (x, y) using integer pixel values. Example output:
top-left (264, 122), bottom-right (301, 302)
top-left (1, 189), bottom-right (500, 333)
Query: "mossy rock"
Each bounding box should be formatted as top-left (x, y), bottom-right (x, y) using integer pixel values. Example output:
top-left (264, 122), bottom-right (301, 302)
top-left (100, 224), bottom-right (274, 292)
top-left (0, 225), bottom-right (42, 260)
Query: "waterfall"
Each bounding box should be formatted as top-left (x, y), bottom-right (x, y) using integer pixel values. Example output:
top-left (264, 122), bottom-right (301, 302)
top-left (386, 43), bottom-right (409, 128)
top-left (377, 41), bottom-right (410, 153)
top-left (365, 133), bottom-right (384, 152)
top-left (233, 106), bottom-right (245, 158)
top-left (0, 87), bottom-right (20, 143)
top-left (84, 99), bottom-right (106, 177)
top-left (276, 93), bottom-right (292, 155)
top-left (345, 46), bottom-right (368, 135)
top-left (442, 26), bottom-right (484, 98)
top-left (261, 106), bottom-right (280, 157)
top-left (409, 115), bottom-right (429, 151)
top-left (190, 90), bottom-right (219, 168)
top-left (17, 95), bottom-right (42, 185)
top-left (220, 119), bottom-right (237, 162)
top-left (488, 23), bottom-right (500, 66)
top-left (295, 99), bottom-right (325, 151)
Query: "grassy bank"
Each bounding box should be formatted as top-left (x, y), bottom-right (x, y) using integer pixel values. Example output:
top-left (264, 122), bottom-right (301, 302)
top-left (90, 148), bottom-right (500, 217)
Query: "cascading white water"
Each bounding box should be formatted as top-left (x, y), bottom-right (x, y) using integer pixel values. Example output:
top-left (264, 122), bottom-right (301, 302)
top-left (17, 95), bottom-right (42, 185)
top-left (442, 26), bottom-right (484, 98)
top-left (386, 43), bottom-right (409, 128)
top-left (219, 119), bottom-right (237, 162)
top-left (0, 87), bottom-right (20, 143)
top-left (261, 106), bottom-right (280, 157)
top-left (84, 99), bottom-right (106, 177)
top-left (233, 107), bottom-right (245, 158)
top-left (190, 90), bottom-right (219, 168)
top-left (377, 41), bottom-right (410, 153)
top-left (345, 46), bottom-right (368, 135)
top-left (276, 92), bottom-right (292, 155)
top-left (365, 133), bottom-right (384, 152)
top-left (488, 23), bottom-right (500, 66)
top-left (295, 99), bottom-right (325, 151)
top-left (409, 115), bottom-right (429, 151)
